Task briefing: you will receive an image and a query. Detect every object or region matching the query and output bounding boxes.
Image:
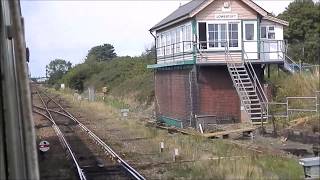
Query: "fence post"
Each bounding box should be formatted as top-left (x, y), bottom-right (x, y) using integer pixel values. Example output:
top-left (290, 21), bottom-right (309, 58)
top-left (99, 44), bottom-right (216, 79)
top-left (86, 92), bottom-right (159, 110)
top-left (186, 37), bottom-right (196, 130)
top-left (286, 98), bottom-right (289, 121)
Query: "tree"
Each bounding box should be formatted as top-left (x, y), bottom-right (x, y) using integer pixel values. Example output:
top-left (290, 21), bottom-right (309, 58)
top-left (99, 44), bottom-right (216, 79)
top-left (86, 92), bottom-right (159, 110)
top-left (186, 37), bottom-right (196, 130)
top-left (86, 43), bottom-right (117, 62)
top-left (46, 59), bottom-right (72, 85)
top-left (278, 0), bottom-right (320, 64)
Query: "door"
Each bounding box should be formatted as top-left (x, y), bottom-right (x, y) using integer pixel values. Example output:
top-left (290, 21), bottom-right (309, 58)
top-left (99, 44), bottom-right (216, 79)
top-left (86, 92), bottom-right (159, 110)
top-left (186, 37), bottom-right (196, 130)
top-left (243, 21), bottom-right (258, 59)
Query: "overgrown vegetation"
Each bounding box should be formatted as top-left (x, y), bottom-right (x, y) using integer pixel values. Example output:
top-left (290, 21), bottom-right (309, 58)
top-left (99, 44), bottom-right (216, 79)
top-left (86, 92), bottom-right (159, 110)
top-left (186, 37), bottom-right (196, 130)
top-left (267, 67), bottom-right (320, 101)
top-left (60, 48), bottom-right (154, 105)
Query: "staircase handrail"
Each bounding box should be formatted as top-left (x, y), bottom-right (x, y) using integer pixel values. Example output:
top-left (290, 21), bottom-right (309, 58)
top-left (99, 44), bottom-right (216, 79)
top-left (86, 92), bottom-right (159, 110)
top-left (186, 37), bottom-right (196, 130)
top-left (193, 41), bottom-right (207, 62)
top-left (284, 54), bottom-right (301, 72)
top-left (242, 50), bottom-right (269, 118)
top-left (224, 42), bottom-right (251, 109)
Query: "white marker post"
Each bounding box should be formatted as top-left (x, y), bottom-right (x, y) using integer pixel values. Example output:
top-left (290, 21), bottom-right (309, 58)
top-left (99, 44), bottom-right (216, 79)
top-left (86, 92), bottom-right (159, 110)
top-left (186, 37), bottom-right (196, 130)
top-left (173, 148), bottom-right (179, 162)
top-left (250, 132), bottom-right (254, 141)
top-left (160, 142), bottom-right (164, 153)
top-left (199, 123), bottom-right (204, 134)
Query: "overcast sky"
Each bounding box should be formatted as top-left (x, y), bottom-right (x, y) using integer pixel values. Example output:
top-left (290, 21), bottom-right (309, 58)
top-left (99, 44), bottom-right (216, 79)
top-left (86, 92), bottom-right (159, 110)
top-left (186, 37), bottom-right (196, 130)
top-left (21, 0), bottom-right (295, 77)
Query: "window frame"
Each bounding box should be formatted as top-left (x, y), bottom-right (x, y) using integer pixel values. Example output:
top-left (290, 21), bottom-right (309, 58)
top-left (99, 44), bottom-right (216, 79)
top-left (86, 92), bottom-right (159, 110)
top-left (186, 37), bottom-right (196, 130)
top-left (155, 22), bottom-right (192, 57)
top-left (260, 25), bottom-right (275, 40)
top-left (200, 20), bottom-right (241, 51)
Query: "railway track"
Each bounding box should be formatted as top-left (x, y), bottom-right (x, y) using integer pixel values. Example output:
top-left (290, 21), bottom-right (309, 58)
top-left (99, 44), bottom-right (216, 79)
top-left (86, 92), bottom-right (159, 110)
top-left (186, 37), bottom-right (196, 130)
top-left (32, 86), bottom-right (145, 180)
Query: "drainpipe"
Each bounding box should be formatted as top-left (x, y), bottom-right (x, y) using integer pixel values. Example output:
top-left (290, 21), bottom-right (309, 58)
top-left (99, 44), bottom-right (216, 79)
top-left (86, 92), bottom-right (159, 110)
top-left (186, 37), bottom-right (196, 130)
top-left (149, 30), bottom-right (157, 63)
top-left (149, 29), bottom-right (159, 121)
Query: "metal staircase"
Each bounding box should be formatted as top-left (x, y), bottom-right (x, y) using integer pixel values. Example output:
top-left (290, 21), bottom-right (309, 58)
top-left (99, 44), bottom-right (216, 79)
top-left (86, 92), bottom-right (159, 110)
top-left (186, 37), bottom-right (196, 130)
top-left (281, 54), bottom-right (301, 73)
top-left (224, 46), bottom-right (269, 124)
top-left (194, 42), bottom-right (269, 124)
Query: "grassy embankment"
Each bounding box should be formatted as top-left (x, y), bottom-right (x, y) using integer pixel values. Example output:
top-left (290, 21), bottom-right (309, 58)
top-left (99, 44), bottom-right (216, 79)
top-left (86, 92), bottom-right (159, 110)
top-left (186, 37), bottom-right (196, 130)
top-left (61, 55), bottom-right (154, 109)
top-left (266, 66), bottom-right (320, 129)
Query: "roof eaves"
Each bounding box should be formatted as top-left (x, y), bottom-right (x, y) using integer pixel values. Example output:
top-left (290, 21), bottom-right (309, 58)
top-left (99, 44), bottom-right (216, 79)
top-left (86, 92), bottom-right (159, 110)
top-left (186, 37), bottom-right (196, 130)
top-left (241, 0), bottom-right (268, 16)
top-left (263, 15), bottom-right (289, 26)
top-left (150, 14), bottom-right (190, 32)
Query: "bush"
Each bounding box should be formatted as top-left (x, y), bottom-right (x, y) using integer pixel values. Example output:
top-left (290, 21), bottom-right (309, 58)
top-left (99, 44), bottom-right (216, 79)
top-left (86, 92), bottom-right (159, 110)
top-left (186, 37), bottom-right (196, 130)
top-left (62, 55), bottom-right (154, 104)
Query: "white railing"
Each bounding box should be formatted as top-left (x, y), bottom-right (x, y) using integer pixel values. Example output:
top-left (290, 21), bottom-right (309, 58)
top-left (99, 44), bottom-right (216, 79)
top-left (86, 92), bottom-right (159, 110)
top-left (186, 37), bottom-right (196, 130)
top-left (156, 41), bottom-right (194, 64)
top-left (268, 91), bottom-right (320, 120)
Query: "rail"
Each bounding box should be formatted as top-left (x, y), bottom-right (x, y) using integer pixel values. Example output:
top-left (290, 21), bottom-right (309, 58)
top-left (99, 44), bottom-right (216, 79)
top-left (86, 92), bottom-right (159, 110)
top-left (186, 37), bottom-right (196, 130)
top-left (243, 40), bottom-right (285, 61)
top-left (40, 90), bottom-right (146, 180)
top-left (242, 49), bottom-right (269, 119)
top-left (268, 91), bottom-right (320, 120)
top-left (156, 41), bottom-right (194, 64)
top-left (35, 89), bottom-right (87, 180)
top-left (223, 41), bottom-right (252, 111)
top-left (283, 54), bottom-right (301, 73)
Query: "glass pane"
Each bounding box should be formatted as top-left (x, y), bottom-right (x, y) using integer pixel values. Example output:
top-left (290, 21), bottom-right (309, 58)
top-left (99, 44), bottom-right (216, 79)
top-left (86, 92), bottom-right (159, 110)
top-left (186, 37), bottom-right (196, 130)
top-left (268, 26), bottom-right (274, 31)
top-left (209, 32), bottom-right (214, 47)
top-left (232, 24), bottom-right (238, 31)
top-left (208, 24), bottom-right (214, 31)
top-left (268, 32), bottom-right (275, 39)
top-left (214, 31), bottom-right (218, 47)
top-left (232, 32), bottom-right (237, 38)
top-left (245, 24), bottom-right (254, 40)
top-left (229, 40), bottom-right (238, 47)
top-left (261, 27), bottom-right (266, 38)
top-left (228, 23), bottom-right (238, 47)
top-left (220, 24), bottom-right (226, 47)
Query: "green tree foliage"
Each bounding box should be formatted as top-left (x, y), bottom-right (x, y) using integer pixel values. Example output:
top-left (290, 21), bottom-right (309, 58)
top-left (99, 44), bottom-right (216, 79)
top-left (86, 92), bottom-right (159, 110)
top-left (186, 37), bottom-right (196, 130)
top-left (62, 55), bottom-right (154, 103)
top-left (278, 0), bottom-right (320, 64)
top-left (46, 59), bottom-right (72, 85)
top-left (86, 43), bottom-right (117, 62)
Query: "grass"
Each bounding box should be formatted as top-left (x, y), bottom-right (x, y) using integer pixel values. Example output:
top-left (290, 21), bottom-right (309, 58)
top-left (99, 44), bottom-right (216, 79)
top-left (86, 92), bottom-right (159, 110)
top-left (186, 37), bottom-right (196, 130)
top-left (266, 68), bottom-right (319, 130)
top-left (51, 88), bottom-right (304, 179)
top-left (266, 66), bottom-right (319, 101)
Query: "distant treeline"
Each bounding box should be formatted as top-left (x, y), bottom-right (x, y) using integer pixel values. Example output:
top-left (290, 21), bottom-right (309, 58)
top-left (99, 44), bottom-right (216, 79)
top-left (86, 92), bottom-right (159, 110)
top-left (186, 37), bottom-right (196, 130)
top-left (278, 0), bottom-right (320, 64)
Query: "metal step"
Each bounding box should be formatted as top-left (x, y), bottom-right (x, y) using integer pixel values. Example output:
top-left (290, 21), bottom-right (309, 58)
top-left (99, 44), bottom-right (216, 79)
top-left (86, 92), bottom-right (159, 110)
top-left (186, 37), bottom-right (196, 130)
top-left (251, 117), bottom-right (268, 120)
top-left (235, 82), bottom-right (252, 85)
top-left (250, 108), bottom-right (262, 110)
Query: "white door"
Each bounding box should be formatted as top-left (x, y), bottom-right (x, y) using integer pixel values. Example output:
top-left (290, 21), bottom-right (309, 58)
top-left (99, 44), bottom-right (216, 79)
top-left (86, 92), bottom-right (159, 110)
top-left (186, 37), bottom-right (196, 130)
top-left (243, 21), bottom-right (258, 60)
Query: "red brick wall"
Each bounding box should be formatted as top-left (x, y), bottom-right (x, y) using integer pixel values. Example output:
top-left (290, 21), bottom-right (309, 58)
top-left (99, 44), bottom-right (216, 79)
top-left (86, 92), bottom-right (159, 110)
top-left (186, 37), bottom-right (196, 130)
top-left (155, 65), bottom-right (266, 126)
top-left (197, 66), bottom-right (241, 123)
top-left (155, 68), bottom-right (192, 127)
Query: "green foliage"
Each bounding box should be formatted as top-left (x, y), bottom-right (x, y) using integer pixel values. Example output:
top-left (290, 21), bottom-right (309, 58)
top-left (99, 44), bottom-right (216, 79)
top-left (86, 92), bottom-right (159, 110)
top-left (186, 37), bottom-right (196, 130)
top-left (278, 0), bottom-right (320, 64)
top-left (62, 55), bottom-right (154, 104)
top-left (46, 59), bottom-right (72, 86)
top-left (266, 67), bottom-right (319, 101)
top-left (86, 43), bottom-right (117, 62)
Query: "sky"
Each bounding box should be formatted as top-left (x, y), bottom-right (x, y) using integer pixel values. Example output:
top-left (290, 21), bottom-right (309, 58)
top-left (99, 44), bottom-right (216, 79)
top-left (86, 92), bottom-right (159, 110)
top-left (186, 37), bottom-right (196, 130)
top-left (21, 0), bottom-right (295, 77)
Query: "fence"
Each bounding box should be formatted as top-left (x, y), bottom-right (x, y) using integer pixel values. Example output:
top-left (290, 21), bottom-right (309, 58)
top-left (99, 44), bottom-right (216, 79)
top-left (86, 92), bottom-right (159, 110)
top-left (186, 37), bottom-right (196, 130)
top-left (268, 91), bottom-right (320, 120)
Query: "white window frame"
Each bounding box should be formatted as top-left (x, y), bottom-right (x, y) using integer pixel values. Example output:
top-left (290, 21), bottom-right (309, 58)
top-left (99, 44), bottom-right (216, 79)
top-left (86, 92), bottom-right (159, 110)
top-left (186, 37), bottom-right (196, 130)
top-left (244, 21), bottom-right (257, 41)
top-left (261, 25), bottom-right (275, 40)
top-left (156, 22), bottom-right (192, 57)
top-left (199, 20), bottom-right (241, 51)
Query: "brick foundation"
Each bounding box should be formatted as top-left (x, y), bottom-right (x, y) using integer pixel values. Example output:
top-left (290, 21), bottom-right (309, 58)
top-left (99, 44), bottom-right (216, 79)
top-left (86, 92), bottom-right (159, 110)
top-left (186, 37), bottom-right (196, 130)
top-left (197, 66), bottom-right (241, 123)
top-left (154, 65), bottom-right (266, 128)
